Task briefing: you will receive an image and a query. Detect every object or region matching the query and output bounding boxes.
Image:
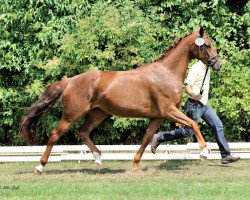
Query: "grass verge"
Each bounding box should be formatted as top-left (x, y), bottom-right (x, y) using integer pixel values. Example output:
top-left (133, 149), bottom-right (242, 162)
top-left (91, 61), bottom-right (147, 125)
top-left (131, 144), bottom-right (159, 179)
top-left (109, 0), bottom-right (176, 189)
top-left (0, 159), bottom-right (250, 200)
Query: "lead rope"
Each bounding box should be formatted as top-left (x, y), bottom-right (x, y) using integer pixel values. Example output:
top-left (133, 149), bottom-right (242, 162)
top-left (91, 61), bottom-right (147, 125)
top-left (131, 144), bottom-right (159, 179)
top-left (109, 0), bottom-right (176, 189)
top-left (199, 64), bottom-right (209, 95)
top-left (199, 44), bottom-right (211, 95)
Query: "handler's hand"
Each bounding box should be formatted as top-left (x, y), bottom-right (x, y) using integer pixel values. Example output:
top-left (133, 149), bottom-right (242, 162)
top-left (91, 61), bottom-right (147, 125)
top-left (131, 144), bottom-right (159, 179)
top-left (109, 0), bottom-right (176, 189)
top-left (191, 93), bottom-right (202, 101)
top-left (185, 84), bottom-right (202, 102)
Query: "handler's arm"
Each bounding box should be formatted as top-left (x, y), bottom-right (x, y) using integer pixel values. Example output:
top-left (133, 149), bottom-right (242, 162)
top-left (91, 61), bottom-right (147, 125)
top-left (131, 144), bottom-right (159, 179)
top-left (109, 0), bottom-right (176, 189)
top-left (185, 84), bottom-right (202, 102)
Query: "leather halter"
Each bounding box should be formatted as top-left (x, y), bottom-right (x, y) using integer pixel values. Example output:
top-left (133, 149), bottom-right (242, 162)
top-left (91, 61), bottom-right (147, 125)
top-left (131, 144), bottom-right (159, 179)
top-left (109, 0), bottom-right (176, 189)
top-left (201, 44), bottom-right (218, 67)
top-left (195, 38), bottom-right (218, 95)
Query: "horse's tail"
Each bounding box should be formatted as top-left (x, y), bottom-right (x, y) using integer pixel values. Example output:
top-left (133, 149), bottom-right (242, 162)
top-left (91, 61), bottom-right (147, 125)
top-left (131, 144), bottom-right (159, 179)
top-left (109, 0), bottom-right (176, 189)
top-left (19, 78), bottom-right (71, 145)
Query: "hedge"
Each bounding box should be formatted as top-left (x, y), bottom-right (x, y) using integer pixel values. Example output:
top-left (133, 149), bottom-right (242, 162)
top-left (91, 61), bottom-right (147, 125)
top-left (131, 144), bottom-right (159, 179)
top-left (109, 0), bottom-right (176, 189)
top-left (0, 0), bottom-right (249, 145)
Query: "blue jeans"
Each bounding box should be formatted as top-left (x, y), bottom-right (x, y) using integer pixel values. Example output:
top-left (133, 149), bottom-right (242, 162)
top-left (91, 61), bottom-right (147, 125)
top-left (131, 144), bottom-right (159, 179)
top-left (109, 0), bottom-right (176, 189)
top-left (158, 99), bottom-right (230, 158)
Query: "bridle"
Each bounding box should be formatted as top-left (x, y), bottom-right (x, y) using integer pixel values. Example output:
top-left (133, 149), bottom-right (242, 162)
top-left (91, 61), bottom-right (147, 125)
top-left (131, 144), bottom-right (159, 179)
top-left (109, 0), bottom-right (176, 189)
top-left (200, 44), bottom-right (219, 67)
top-left (195, 36), bottom-right (219, 95)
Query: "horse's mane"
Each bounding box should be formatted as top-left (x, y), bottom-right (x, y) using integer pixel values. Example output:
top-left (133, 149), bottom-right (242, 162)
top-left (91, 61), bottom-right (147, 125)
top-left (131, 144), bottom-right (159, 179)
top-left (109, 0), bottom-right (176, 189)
top-left (156, 31), bottom-right (193, 61)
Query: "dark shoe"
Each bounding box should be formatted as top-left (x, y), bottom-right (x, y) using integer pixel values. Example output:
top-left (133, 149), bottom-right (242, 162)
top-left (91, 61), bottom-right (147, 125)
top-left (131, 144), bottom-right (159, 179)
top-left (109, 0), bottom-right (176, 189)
top-left (221, 155), bottom-right (240, 164)
top-left (151, 134), bottom-right (162, 154)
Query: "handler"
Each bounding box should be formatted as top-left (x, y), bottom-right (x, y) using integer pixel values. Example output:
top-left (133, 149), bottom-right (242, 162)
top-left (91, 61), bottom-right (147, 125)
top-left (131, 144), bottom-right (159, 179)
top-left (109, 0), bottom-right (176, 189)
top-left (151, 60), bottom-right (240, 164)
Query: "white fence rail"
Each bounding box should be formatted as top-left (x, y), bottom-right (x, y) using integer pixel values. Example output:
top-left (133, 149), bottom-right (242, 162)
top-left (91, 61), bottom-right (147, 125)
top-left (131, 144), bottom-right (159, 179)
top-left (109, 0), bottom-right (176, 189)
top-left (0, 142), bottom-right (250, 162)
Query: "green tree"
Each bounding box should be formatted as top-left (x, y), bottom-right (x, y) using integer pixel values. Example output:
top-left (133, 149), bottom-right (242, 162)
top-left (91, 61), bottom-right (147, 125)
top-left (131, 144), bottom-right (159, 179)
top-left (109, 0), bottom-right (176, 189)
top-left (0, 0), bottom-right (249, 145)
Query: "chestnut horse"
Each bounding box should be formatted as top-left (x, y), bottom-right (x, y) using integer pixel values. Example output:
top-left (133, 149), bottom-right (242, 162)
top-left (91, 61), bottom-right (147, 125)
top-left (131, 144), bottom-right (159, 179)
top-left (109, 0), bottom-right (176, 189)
top-left (20, 27), bottom-right (222, 174)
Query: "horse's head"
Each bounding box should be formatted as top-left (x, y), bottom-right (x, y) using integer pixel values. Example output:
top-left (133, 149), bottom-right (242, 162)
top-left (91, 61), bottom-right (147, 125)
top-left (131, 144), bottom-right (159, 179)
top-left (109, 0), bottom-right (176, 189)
top-left (190, 27), bottom-right (222, 71)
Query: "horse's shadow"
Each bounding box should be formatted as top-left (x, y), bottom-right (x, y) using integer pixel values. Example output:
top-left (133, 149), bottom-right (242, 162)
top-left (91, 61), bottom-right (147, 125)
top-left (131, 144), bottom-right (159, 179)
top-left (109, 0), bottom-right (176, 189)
top-left (15, 160), bottom-right (232, 175)
top-left (45, 167), bottom-right (126, 175)
top-left (45, 160), bottom-right (210, 175)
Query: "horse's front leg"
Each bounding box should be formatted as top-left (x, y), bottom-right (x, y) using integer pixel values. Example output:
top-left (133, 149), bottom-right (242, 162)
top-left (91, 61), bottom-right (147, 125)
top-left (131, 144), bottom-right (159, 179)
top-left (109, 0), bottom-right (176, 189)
top-left (132, 119), bottom-right (163, 171)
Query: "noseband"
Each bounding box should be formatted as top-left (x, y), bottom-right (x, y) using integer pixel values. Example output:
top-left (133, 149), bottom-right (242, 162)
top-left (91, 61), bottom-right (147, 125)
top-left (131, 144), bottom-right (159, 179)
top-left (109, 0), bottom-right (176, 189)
top-left (200, 44), bottom-right (218, 67)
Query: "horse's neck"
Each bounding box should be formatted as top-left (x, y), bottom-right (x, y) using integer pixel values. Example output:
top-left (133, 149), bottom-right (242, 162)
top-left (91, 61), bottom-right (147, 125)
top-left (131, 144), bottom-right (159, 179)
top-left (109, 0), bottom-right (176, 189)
top-left (159, 39), bottom-right (192, 82)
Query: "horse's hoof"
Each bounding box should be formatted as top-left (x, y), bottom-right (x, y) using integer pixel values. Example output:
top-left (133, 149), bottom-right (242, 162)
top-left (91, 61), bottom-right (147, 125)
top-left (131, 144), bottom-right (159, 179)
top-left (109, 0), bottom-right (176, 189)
top-left (95, 161), bottom-right (102, 170)
top-left (200, 155), bottom-right (208, 162)
top-left (199, 147), bottom-right (209, 162)
top-left (34, 168), bottom-right (42, 175)
top-left (132, 162), bottom-right (139, 171)
top-left (34, 164), bottom-right (44, 174)
top-left (132, 167), bottom-right (139, 171)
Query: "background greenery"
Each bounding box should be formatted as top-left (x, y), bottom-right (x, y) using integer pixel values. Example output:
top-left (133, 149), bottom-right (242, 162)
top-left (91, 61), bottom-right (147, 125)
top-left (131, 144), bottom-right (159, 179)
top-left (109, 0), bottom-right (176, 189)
top-left (0, 0), bottom-right (249, 146)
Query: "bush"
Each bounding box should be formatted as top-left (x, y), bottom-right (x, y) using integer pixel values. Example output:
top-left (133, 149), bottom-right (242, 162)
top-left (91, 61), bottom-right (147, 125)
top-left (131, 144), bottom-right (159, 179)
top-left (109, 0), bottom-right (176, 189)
top-left (0, 0), bottom-right (249, 145)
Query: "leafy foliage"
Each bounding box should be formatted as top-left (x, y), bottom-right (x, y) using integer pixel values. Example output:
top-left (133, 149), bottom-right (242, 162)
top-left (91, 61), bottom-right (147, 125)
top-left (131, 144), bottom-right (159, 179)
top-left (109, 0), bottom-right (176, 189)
top-left (0, 0), bottom-right (249, 145)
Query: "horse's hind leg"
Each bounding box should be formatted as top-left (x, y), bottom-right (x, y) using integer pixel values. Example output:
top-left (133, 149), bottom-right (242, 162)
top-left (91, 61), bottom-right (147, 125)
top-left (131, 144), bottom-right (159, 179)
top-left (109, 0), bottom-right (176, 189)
top-left (35, 97), bottom-right (92, 174)
top-left (35, 119), bottom-right (72, 174)
top-left (133, 119), bottom-right (163, 171)
top-left (76, 108), bottom-right (108, 168)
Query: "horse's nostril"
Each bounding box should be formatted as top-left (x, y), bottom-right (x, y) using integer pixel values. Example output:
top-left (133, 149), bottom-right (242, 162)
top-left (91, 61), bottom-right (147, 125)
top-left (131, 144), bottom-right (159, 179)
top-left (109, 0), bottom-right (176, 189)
top-left (214, 63), bottom-right (222, 71)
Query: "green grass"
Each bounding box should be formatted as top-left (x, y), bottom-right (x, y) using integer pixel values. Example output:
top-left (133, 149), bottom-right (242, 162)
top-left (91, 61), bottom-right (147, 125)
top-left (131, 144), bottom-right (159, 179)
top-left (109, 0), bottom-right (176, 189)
top-left (0, 160), bottom-right (250, 200)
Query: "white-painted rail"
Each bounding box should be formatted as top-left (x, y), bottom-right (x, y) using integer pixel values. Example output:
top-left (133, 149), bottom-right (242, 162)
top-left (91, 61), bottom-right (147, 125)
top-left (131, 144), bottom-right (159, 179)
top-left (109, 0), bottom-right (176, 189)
top-left (0, 142), bottom-right (249, 162)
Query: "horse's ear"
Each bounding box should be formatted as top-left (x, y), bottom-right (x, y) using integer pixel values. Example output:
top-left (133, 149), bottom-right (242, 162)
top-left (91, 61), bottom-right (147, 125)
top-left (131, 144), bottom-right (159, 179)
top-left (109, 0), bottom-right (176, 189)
top-left (199, 27), bottom-right (205, 37)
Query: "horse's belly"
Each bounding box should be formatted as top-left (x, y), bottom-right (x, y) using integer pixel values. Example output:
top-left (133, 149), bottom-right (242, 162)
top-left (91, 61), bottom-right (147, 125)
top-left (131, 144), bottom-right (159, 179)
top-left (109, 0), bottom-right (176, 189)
top-left (96, 95), bottom-right (158, 118)
top-left (98, 105), bottom-right (158, 118)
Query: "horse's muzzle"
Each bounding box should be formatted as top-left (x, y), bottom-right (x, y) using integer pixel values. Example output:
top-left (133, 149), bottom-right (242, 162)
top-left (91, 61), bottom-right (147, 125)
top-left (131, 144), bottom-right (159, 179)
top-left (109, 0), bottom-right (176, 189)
top-left (213, 62), bottom-right (222, 71)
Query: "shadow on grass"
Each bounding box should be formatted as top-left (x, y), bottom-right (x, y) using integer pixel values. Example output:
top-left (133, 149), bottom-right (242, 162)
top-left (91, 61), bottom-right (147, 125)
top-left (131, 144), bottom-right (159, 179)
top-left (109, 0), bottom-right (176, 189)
top-left (14, 160), bottom-right (234, 175)
top-left (15, 165), bottom-right (162, 175)
top-left (157, 160), bottom-right (195, 171)
top-left (206, 163), bottom-right (233, 167)
top-left (44, 165), bottom-right (160, 175)
top-left (45, 167), bottom-right (126, 175)
top-left (157, 160), bottom-right (233, 171)
top-left (15, 167), bottom-right (126, 175)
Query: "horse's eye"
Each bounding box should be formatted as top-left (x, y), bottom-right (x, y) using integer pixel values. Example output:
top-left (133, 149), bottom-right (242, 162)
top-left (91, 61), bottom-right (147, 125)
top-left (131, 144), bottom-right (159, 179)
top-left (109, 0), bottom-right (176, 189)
top-left (206, 45), bottom-right (211, 48)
